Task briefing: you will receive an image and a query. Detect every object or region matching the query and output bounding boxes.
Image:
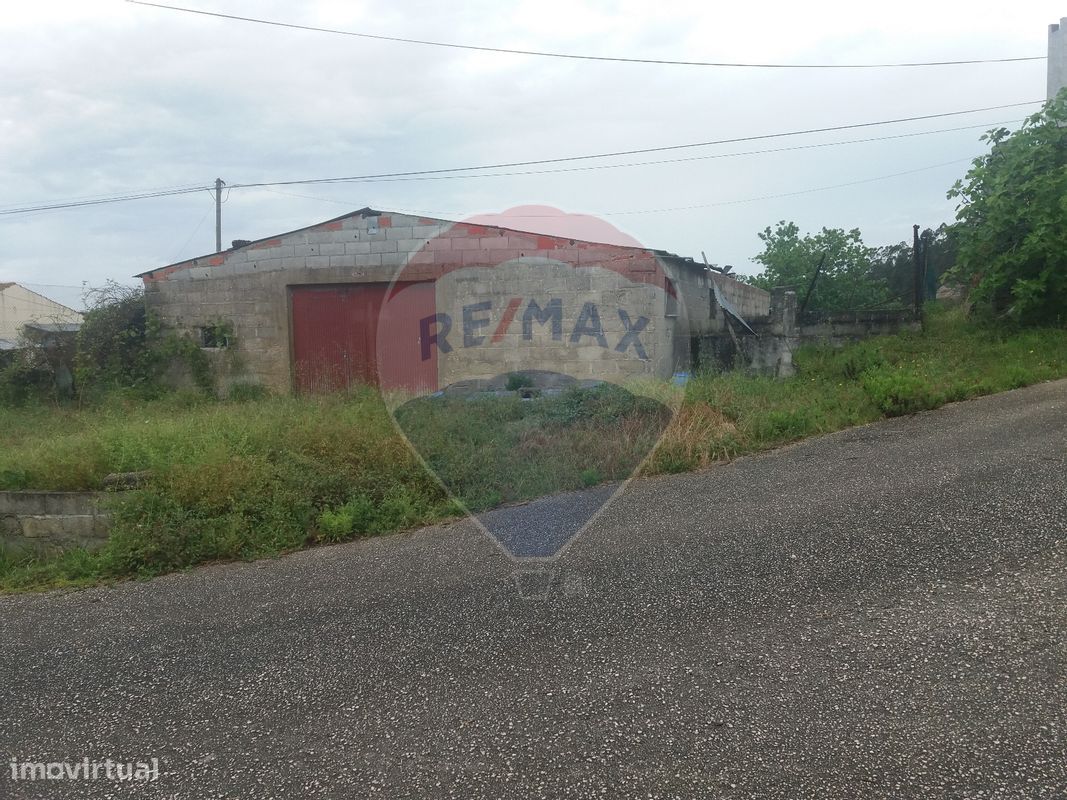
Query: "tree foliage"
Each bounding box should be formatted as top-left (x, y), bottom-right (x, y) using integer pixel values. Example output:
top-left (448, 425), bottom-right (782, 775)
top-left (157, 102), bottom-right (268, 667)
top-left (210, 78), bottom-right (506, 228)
top-left (870, 223), bottom-right (959, 302)
top-left (948, 92), bottom-right (1067, 325)
top-left (74, 282), bottom-right (215, 400)
top-left (749, 222), bottom-right (894, 312)
top-left (75, 282), bottom-right (157, 395)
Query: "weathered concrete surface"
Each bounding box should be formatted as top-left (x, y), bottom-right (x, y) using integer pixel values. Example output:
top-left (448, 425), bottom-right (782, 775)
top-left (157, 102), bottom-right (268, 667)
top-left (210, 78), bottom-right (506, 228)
top-left (142, 210), bottom-right (769, 393)
top-left (0, 380), bottom-right (1065, 799)
top-left (0, 491), bottom-right (111, 555)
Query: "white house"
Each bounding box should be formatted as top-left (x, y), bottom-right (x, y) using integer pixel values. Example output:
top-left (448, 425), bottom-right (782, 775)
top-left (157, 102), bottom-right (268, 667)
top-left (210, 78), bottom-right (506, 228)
top-left (0, 283), bottom-right (83, 350)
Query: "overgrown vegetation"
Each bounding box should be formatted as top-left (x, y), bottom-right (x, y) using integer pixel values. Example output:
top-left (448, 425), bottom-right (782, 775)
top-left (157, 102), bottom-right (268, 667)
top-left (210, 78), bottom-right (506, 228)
top-left (396, 384), bottom-right (671, 511)
top-left (749, 222), bottom-right (896, 311)
top-left (948, 90), bottom-right (1067, 326)
top-left (1, 306), bottom-right (1064, 592)
top-left (0, 282), bottom-right (223, 407)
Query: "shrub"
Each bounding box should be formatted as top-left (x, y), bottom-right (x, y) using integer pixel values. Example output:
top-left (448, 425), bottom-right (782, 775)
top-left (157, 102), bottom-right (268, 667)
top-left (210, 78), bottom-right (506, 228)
top-left (505, 372), bottom-right (534, 391)
top-left (0, 359), bottom-right (55, 407)
top-left (227, 382), bottom-right (270, 402)
top-left (948, 92), bottom-right (1067, 325)
top-left (75, 282), bottom-right (222, 400)
top-left (75, 283), bottom-right (157, 397)
top-left (861, 367), bottom-right (943, 416)
top-left (579, 468), bottom-right (601, 487)
top-left (317, 495), bottom-right (376, 542)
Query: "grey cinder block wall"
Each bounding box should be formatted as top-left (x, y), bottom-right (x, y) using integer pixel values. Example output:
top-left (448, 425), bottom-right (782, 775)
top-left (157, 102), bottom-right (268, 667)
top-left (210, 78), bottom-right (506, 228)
top-left (139, 209), bottom-right (770, 394)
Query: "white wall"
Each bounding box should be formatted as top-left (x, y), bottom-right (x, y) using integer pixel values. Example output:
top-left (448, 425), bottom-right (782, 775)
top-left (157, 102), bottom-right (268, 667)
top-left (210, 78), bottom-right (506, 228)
top-left (1050, 18), bottom-right (1067, 100)
top-left (0, 284), bottom-right (82, 343)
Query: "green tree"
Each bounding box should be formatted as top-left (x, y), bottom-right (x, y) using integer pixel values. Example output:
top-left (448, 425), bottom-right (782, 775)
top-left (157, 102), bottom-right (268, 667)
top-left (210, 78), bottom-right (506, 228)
top-left (948, 91), bottom-right (1067, 325)
top-left (750, 222), bottom-right (892, 312)
top-left (870, 223), bottom-right (959, 302)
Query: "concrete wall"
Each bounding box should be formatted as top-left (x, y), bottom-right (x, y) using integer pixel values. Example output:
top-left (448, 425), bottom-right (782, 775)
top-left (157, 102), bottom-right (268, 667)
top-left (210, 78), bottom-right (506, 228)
top-left (143, 211), bottom-right (760, 392)
top-left (0, 284), bottom-right (82, 344)
top-left (431, 260), bottom-right (668, 385)
top-left (695, 290), bottom-right (920, 378)
top-left (1050, 18), bottom-right (1067, 100)
top-left (0, 492), bottom-right (112, 555)
top-left (668, 265), bottom-right (771, 336)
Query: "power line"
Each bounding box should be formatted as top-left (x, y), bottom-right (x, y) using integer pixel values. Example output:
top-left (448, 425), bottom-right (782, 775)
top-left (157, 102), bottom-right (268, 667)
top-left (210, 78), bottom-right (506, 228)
top-left (0, 102), bottom-right (1037, 216)
top-left (0, 182), bottom-right (210, 213)
top-left (227, 102), bottom-right (1038, 189)
top-left (239, 118), bottom-right (1022, 186)
top-left (17, 282), bottom-right (88, 290)
top-left (0, 185), bottom-right (214, 216)
top-left (127, 1), bottom-right (1045, 69)
top-left (601, 158), bottom-right (975, 215)
top-left (259, 156), bottom-right (975, 219)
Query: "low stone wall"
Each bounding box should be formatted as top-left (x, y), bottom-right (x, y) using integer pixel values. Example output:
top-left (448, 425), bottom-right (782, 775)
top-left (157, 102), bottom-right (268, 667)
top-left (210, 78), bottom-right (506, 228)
top-left (693, 291), bottom-right (922, 378)
top-left (0, 491), bottom-right (113, 555)
top-left (796, 309), bottom-right (920, 341)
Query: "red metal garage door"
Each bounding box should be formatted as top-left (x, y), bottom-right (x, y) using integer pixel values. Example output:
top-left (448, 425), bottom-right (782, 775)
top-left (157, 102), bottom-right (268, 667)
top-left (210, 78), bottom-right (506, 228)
top-left (290, 282), bottom-right (436, 394)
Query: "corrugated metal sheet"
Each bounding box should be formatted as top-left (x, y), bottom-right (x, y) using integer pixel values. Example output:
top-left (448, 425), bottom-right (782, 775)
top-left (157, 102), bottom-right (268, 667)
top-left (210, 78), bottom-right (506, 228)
top-left (712, 277), bottom-right (757, 335)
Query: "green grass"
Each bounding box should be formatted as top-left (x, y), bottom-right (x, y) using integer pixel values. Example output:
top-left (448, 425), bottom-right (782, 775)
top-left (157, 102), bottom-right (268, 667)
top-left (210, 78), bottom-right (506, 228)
top-left (644, 306), bottom-right (1067, 474)
top-left (2, 307), bottom-right (1065, 592)
top-left (395, 384), bottom-right (671, 511)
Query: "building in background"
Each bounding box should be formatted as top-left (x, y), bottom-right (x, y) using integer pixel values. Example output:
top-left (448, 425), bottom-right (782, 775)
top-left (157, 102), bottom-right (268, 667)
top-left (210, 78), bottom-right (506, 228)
top-left (0, 283), bottom-right (83, 351)
top-left (1050, 18), bottom-right (1067, 100)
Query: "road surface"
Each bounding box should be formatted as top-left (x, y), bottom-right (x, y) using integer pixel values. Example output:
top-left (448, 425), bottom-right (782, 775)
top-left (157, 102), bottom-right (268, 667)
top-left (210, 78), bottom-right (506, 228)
top-left (2, 380), bottom-right (1066, 799)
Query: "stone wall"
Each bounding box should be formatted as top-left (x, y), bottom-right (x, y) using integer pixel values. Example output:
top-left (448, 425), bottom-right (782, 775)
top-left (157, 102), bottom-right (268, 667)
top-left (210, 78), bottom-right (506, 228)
top-left (0, 491), bottom-right (112, 555)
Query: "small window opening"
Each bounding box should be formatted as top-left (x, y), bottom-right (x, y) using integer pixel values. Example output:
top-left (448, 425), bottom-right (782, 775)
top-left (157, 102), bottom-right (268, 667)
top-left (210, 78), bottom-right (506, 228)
top-left (665, 277), bottom-right (679, 318)
top-left (199, 324), bottom-right (230, 349)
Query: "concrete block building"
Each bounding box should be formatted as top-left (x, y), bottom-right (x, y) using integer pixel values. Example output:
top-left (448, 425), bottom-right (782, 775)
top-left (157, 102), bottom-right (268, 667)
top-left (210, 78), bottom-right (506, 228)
top-left (138, 209), bottom-right (769, 395)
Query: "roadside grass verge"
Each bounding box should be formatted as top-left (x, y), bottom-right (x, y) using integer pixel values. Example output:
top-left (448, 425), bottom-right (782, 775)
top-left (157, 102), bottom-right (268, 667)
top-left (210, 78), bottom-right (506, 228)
top-left (645, 307), bottom-right (1067, 474)
top-left (1, 307), bottom-right (1065, 591)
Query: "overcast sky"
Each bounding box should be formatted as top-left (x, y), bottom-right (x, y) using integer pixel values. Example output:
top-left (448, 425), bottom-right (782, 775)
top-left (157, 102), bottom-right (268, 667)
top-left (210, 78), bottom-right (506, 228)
top-left (0, 1), bottom-right (1058, 310)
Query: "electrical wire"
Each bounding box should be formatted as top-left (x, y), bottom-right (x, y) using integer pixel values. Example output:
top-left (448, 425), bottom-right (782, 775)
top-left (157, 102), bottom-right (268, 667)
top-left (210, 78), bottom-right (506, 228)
top-left (256, 156), bottom-right (976, 220)
top-left (0, 185), bottom-right (215, 216)
top-left (126, 1), bottom-right (1045, 69)
top-left (239, 118), bottom-right (1022, 186)
top-left (229, 101), bottom-right (1039, 190)
top-left (601, 157), bottom-right (974, 215)
top-left (0, 102), bottom-right (1035, 216)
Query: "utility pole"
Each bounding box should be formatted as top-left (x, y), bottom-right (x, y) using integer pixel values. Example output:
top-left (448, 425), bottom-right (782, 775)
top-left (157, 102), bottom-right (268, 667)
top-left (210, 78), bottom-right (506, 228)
top-left (912, 224), bottom-right (922, 319)
top-left (214, 177), bottom-right (225, 253)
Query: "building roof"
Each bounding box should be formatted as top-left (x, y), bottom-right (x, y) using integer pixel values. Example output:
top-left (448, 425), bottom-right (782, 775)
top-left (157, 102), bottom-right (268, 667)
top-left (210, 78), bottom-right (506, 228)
top-left (0, 283), bottom-right (83, 316)
top-left (24, 322), bottom-right (82, 334)
top-left (136, 208), bottom-right (713, 279)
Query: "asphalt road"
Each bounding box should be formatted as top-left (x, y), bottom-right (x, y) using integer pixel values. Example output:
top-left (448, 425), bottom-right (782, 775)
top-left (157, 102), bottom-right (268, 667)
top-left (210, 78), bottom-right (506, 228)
top-left (2, 380), bottom-right (1066, 800)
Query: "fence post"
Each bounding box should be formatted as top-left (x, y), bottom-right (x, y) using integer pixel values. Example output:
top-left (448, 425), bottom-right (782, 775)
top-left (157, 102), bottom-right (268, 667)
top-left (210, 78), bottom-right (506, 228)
top-left (912, 224), bottom-right (922, 320)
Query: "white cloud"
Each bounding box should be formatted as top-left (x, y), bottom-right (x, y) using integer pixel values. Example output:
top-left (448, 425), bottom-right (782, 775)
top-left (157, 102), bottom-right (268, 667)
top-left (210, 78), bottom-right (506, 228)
top-left (0, 0), bottom-right (1057, 301)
